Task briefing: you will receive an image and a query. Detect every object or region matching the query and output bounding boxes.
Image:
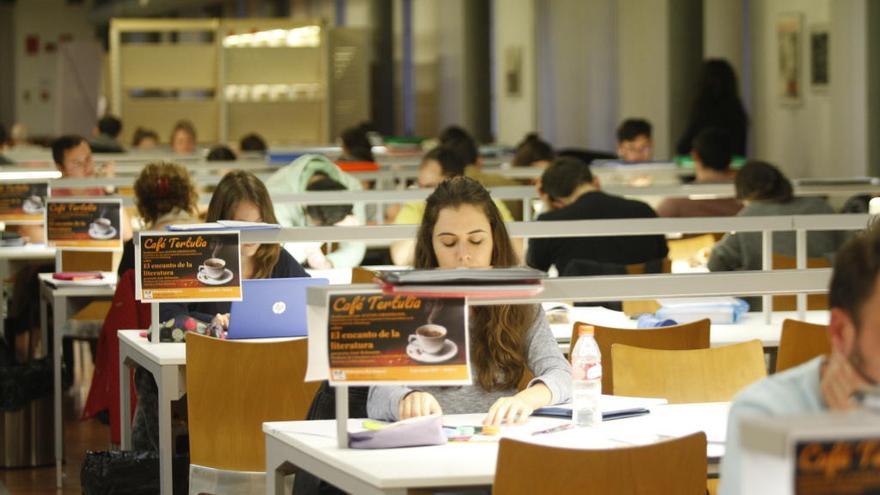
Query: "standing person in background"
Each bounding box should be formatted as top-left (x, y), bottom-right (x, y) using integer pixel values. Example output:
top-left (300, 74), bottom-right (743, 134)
top-left (676, 59), bottom-right (749, 156)
top-left (170, 119), bottom-right (197, 155)
top-left (88, 115), bottom-right (125, 153)
top-left (616, 119), bottom-right (653, 162)
top-left (132, 127), bottom-right (159, 150)
top-left (657, 128), bottom-right (743, 217)
top-left (265, 154), bottom-right (367, 268)
top-left (511, 133), bottom-right (554, 170)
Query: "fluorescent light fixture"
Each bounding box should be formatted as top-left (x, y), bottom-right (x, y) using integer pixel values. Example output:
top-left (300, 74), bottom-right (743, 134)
top-left (223, 26), bottom-right (321, 48)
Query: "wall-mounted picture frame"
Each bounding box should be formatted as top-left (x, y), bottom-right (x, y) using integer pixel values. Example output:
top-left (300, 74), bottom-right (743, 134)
top-left (777, 13), bottom-right (803, 105)
top-left (810, 24), bottom-right (829, 92)
top-left (504, 46), bottom-right (523, 98)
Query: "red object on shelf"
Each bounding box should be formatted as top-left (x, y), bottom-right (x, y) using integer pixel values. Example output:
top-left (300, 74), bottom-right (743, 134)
top-left (336, 161), bottom-right (380, 173)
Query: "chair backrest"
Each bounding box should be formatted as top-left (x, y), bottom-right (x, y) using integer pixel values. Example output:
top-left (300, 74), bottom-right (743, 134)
top-left (185, 333), bottom-right (319, 472)
top-left (493, 432), bottom-right (707, 495)
top-left (60, 250), bottom-right (115, 272)
top-left (612, 340), bottom-right (767, 403)
top-left (621, 258), bottom-right (671, 315)
top-left (571, 319), bottom-right (711, 394)
top-left (772, 255), bottom-right (831, 310)
top-left (775, 319), bottom-right (830, 373)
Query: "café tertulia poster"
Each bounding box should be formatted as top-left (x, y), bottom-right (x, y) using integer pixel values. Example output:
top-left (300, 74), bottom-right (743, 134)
top-left (0, 181), bottom-right (49, 223)
top-left (307, 292), bottom-right (471, 386)
top-left (135, 231), bottom-right (242, 303)
top-left (45, 197), bottom-right (122, 250)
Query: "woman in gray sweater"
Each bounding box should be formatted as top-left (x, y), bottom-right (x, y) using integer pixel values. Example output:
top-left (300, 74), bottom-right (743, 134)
top-left (368, 177), bottom-right (572, 425)
top-left (708, 160), bottom-right (843, 273)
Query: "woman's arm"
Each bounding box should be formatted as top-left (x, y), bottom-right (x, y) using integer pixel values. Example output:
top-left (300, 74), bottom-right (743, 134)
top-left (367, 385), bottom-right (416, 421)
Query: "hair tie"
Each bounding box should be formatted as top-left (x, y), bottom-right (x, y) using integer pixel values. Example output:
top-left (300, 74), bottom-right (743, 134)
top-left (157, 176), bottom-right (170, 197)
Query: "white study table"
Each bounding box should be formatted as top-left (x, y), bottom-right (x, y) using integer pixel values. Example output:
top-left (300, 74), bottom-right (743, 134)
top-left (263, 402), bottom-right (729, 495)
top-left (37, 273), bottom-right (116, 488)
top-left (549, 306), bottom-right (830, 354)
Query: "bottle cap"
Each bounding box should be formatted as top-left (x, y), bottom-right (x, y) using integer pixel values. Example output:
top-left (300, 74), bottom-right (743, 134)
top-left (577, 325), bottom-right (595, 337)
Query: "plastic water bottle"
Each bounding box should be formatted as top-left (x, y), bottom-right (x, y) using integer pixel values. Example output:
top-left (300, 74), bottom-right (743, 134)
top-left (570, 326), bottom-right (602, 426)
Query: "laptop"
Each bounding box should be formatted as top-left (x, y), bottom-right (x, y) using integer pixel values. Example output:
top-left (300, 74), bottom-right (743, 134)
top-left (226, 277), bottom-right (328, 339)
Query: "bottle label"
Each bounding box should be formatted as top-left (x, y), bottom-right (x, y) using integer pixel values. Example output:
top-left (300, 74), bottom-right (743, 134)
top-left (573, 360), bottom-right (602, 381)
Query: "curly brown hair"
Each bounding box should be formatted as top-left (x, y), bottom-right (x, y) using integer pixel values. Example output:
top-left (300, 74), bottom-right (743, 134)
top-left (414, 176), bottom-right (534, 392)
top-left (133, 162), bottom-right (198, 227)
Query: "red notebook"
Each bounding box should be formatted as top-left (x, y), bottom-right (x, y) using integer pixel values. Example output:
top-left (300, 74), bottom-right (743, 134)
top-left (52, 272), bottom-right (104, 281)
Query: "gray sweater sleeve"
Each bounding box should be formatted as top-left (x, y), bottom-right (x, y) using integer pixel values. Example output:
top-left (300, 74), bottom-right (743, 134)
top-left (708, 232), bottom-right (743, 271)
top-left (367, 384), bottom-right (412, 422)
top-left (524, 309), bottom-right (572, 405)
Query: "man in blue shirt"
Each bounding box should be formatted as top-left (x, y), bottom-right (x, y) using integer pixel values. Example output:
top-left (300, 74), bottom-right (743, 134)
top-left (720, 226), bottom-right (880, 494)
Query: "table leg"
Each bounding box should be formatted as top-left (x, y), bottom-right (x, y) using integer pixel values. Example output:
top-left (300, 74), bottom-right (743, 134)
top-left (157, 366), bottom-right (174, 494)
top-left (265, 436), bottom-right (294, 495)
top-left (39, 293), bottom-right (48, 358)
top-left (53, 294), bottom-right (66, 489)
top-left (119, 350), bottom-right (132, 450)
top-left (0, 260), bottom-right (7, 343)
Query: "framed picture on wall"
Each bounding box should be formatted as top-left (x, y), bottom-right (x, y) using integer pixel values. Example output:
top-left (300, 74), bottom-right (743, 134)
top-left (810, 25), bottom-right (829, 92)
top-left (777, 13), bottom-right (803, 105)
top-left (504, 46), bottom-right (523, 98)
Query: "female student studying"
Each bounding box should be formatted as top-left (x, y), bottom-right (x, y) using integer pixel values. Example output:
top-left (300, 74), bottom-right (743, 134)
top-left (367, 176), bottom-right (571, 425)
top-left (131, 170), bottom-right (309, 452)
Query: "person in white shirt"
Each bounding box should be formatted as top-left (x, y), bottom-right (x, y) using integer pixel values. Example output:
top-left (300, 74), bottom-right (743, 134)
top-left (720, 225), bottom-right (880, 494)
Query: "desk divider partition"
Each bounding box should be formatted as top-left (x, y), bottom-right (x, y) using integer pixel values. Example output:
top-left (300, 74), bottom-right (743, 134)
top-left (302, 268), bottom-right (832, 448)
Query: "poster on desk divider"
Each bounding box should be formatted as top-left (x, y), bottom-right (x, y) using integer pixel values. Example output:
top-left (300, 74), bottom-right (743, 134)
top-left (0, 181), bottom-right (49, 223)
top-left (318, 294), bottom-right (470, 386)
top-left (795, 438), bottom-right (880, 494)
top-left (45, 198), bottom-right (122, 249)
top-left (135, 231), bottom-right (242, 303)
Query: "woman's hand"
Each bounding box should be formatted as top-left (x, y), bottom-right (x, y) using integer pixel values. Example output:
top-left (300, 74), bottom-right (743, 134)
top-left (483, 396), bottom-right (535, 426)
top-left (398, 391), bottom-right (442, 420)
top-left (821, 351), bottom-right (871, 410)
top-left (211, 313), bottom-right (230, 330)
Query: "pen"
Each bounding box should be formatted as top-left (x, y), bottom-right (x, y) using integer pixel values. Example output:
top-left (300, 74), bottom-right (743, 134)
top-left (531, 423), bottom-right (574, 436)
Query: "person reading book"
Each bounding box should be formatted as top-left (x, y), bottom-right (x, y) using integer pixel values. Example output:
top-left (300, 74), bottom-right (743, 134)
top-left (368, 176), bottom-right (571, 426)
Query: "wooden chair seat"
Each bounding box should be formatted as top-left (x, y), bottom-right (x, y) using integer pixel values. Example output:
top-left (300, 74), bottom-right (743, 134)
top-left (494, 432), bottom-right (708, 494)
top-left (771, 255), bottom-right (831, 311)
top-left (571, 319), bottom-right (711, 394)
top-left (612, 340), bottom-right (767, 403)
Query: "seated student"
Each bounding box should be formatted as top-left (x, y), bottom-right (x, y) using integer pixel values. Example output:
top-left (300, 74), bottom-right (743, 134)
top-left (131, 170), bottom-right (309, 452)
top-left (0, 124), bottom-right (10, 164)
top-left (83, 161), bottom-right (199, 444)
top-left (719, 227), bottom-right (880, 495)
top-left (440, 125), bottom-right (524, 220)
top-left (339, 124), bottom-right (375, 162)
top-left (265, 154), bottom-right (367, 269)
top-left (131, 127), bottom-right (159, 150)
top-left (88, 114), bottom-right (125, 153)
top-left (656, 127), bottom-right (743, 217)
top-left (368, 176), bottom-right (571, 423)
top-left (293, 176), bottom-right (359, 270)
top-left (239, 133), bottom-right (267, 155)
top-left (206, 144), bottom-right (236, 161)
top-left (511, 132), bottom-right (554, 170)
top-left (170, 119), bottom-right (197, 155)
top-left (616, 118), bottom-right (653, 162)
top-left (390, 146), bottom-right (514, 266)
top-left (708, 161), bottom-right (842, 274)
top-left (527, 156), bottom-right (669, 274)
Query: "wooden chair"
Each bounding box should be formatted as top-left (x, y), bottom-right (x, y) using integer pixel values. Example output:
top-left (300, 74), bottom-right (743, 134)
top-left (771, 255), bottom-right (831, 311)
top-left (493, 432), bottom-right (707, 494)
top-left (775, 319), bottom-right (830, 373)
top-left (60, 250), bottom-right (115, 272)
top-left (186, 333), bottom-right (319, 474)
top-left (570, 319), bottom-right (711, 394)
top-left (621, 258), bottom-right (672, 316)
top-left (612, 340), bottom-right (767, 403)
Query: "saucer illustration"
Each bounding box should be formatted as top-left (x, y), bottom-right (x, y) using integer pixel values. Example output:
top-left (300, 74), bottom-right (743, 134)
top-left (406, 339), bottom-right (458, 363)
top-left (197, 268), bottom-right (233, 285)
top-left (88, 224), bottom-right (117, 239)
top-left (22, 199), bottom-right (44, 214)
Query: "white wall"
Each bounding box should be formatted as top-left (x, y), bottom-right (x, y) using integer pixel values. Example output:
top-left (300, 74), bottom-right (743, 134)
top-left (493, 0), bottom-right (537, 146)
top-left (14, 0), bottom-right (97, 137)
top-left (535, 0), bottom-right (617, 151)
top-left (748, 0), bottom-right (832, 178)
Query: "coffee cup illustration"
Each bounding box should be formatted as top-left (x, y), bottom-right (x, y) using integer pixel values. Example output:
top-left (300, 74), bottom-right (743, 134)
top-left (199, 257), bottom-right (227, 280)
top-left (92, 217), bottom-right (112, 232)
top-left (408, 324), bottom-right (448, 354)
top-left (22, 195), bottom-right (44, 213)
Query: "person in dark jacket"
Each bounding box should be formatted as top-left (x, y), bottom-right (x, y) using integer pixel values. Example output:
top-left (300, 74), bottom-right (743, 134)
top-left (676, 59), bottom-right (749, 156)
